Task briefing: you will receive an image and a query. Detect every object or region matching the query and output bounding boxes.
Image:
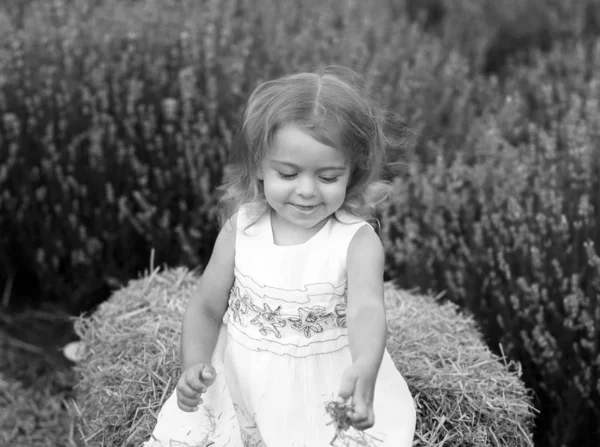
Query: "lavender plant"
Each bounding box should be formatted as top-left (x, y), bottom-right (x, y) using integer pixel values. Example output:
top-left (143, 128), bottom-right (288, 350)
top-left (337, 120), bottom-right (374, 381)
top-left (0, 0), bottom-right (470, 310)
top-left (1, 1), bottom-right (599, 446)
top-left (381, 40), bottom-right (600, 446)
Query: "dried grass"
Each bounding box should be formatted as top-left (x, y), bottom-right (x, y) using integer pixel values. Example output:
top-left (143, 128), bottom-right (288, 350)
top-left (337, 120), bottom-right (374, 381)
top-left (72, 267), bottom-right (535, 446)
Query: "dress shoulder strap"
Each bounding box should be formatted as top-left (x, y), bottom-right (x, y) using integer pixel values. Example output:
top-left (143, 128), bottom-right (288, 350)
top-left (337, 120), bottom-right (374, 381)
top-left (327, 211), bottom-right (375, 271)
top-left (236, 203), bottom-right (267, 235)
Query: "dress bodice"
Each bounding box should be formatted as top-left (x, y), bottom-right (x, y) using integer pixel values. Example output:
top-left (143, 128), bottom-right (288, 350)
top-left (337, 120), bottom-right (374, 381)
top-left (224, 203), bottom-right (372, 357)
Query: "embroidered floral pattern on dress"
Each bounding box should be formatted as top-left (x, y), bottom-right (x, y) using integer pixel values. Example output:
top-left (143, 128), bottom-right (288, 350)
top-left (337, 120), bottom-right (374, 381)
top-left (228, 285), bottom-right (347, 340)
top-left (334, 298), bottom-right (347, 329)
top-left (288, 306), bottom-right (333, 337)
top-left (229, 286), bottom-right (252, 325)
top-left (249, 303), bottom-right (287, 338)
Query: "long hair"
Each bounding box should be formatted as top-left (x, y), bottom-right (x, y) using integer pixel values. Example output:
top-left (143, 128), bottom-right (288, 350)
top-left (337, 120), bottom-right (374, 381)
top-left (216, 65), bottom-right (409, 229)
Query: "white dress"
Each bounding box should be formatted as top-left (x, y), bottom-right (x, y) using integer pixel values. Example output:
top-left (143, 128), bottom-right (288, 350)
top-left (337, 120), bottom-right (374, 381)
top-left (144, 204), bottom-right (416, 447)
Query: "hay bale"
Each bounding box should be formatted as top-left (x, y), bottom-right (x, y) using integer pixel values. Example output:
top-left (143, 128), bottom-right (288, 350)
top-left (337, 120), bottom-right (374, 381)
top-left (72, 267), bottom-right (535, 446)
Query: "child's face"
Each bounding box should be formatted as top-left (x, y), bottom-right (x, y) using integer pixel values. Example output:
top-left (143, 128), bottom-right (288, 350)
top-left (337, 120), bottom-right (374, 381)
top-left (258, 123), bottom-right (351, 232)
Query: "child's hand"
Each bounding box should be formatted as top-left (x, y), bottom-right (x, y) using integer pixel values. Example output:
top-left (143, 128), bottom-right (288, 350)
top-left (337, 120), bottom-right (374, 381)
top-left (336, 361), bottom-right (377, 430)
top-left (176, 363), bottom-right (217, 412)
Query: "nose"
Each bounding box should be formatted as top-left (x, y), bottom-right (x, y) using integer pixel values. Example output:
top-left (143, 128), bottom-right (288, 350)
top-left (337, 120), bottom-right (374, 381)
top-left (295, 175), bottom-right (317, 197)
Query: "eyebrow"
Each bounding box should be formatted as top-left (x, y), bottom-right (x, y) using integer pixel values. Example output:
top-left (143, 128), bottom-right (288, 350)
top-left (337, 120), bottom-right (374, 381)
top-left (270, 160), bottom-right (347, 172)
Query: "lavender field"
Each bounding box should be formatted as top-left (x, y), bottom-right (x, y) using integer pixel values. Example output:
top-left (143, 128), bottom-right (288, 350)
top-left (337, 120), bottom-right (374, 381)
top-left (1, 0), bottom-right (599, 446)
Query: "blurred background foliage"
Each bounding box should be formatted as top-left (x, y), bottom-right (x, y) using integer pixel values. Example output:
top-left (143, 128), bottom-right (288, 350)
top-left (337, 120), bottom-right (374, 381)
top-left (1, 0), bottom-right (599, 446)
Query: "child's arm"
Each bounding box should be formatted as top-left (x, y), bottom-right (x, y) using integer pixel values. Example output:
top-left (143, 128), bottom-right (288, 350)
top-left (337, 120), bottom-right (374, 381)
top-left (337, 225), bottom-right (387, 430)
top-left (346, 225), bottom-right (387, 375)
top-left (181, 212), bottom-right (237, 370)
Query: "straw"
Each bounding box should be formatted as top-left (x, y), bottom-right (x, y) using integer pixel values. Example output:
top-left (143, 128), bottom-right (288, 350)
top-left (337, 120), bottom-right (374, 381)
top-left (72, 268), bottom-right (535, 446)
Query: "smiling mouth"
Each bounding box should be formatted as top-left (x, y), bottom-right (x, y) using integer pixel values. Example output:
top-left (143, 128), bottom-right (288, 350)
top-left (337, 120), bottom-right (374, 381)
top-left (292, 204), bottom-right (319, 212)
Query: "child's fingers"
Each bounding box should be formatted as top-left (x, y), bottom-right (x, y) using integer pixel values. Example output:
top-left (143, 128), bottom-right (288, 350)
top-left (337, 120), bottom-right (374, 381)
top-left (200, 364), bottom-right (217, 386)
top-left (175, 364), bottom-right (215, 412)
top-left (348, 376), bottom-right (375, 428)
top-left (349, 405), bottom-right (374, 430)
top-left (354, 400), bottom-right (367, 414)
top-left (185, 368), bottom-right (208, 393)
top-left (176, 381), bottom-right (203, 411)
top-left (178, 380), bottom-right (203, 399)
top-left (177, 397), bottom-right (202, 412)
top-left (177, 392), bottom-right (202, 411)
top-left (348, 399), bottom-right (365, 419)
top-left (351, 405), bottom-right (368, 421)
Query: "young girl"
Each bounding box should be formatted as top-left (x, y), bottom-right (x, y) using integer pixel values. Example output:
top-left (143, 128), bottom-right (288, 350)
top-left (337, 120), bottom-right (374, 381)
top-left (144, 65), bottom-right (416, 446)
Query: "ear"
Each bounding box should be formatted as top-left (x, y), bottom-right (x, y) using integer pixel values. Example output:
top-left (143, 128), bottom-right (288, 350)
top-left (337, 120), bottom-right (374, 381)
top-left (256, 163), bottom-right (264, 180)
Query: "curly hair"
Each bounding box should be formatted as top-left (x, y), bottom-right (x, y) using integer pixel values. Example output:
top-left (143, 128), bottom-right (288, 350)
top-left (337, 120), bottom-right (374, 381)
top-left (216, 64), bottom-right (409, 229)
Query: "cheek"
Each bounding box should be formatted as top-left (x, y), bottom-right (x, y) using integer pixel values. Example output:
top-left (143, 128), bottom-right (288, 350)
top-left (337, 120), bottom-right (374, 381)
top-left (263, 176), bottom-right (289, 197)
top-left (324, 183), bottom-right (348, 202)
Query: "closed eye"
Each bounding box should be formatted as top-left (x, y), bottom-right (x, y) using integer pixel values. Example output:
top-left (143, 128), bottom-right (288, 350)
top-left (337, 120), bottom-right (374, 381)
top-left (277, 172), bottom-right (296, 179)
top-left (276, 172), bottom-right (339, 183)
